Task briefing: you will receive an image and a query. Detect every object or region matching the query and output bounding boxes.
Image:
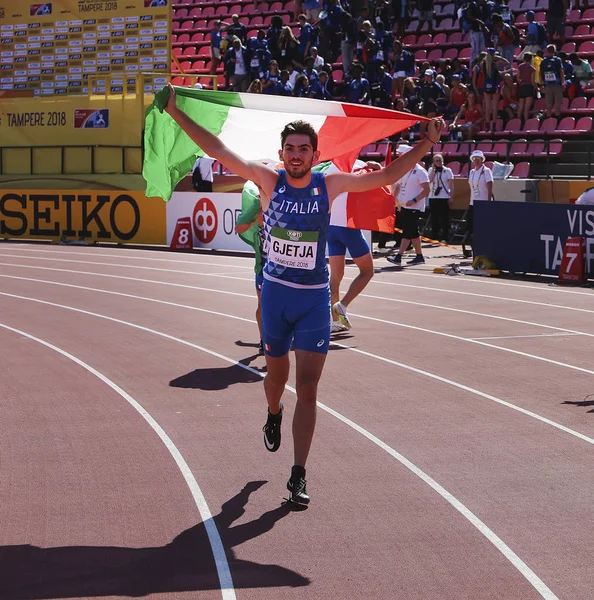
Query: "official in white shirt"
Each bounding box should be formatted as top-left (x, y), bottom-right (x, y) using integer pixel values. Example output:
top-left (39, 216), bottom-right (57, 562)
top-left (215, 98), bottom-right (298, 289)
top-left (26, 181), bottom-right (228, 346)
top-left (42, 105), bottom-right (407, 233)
top-left (576, 187), bottom-right (594, 205)
top-left (387, 144), bottom-right (431, 266)
top-left (428, 153), bottom-right (454, 242)
top-left (466, 149), bottom-right (494, 255)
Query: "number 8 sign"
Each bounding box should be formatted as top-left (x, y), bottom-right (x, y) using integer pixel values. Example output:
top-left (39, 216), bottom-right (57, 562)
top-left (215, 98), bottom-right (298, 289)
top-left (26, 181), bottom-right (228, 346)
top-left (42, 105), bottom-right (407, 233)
top-left (170, 216), bottom-right (194, 250)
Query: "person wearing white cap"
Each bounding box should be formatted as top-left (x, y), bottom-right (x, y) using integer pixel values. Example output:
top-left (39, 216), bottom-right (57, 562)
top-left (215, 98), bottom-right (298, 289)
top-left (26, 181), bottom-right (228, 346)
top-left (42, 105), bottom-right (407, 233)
top-left (387, 144), bottom-right (431, 266)
top-left (575, 187), bottom-right (594, 205)
top-left (465, 149), bottom-right (494, 255)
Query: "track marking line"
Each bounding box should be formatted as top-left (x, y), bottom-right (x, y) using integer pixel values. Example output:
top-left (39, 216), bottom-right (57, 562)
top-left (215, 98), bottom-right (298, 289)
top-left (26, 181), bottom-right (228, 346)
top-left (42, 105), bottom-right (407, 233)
top-left (0, 246), bottom-right (253, 270)
top-left (0, 291), bottom-right (558, 600)
top-left (2, 272), bottom-right (593, 377)
top-left (0, 322), bottom-right (235, 600)
top-left (469, 333), bottom-right (584, 341)
top-left (1, 253), bottom-right (592, 314)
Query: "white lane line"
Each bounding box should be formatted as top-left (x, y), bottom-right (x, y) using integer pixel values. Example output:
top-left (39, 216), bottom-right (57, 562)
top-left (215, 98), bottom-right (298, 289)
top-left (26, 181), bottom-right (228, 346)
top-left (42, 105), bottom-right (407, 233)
top-left (0, 246), bottom-right (253, 270)
top-left (1, 253), bottom-right (592, 314)
top-left (0, 290), bottom-right (558, 600)
top-left (0, 253), bottom-right (253, 283)
top-left (470, 333), bottom-right (584, 341)
top-left (2, 272), bottom-right (593, 378)
top-left (0, 322), bottom-right (235, 600)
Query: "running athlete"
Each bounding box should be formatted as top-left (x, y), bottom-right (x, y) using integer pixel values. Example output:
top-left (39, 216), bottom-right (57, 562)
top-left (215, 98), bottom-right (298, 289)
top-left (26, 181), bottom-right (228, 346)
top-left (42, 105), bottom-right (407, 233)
top-left (164, 84), bottom-right (444, 505)
top-left (235, 180), bottom-right (266, 353)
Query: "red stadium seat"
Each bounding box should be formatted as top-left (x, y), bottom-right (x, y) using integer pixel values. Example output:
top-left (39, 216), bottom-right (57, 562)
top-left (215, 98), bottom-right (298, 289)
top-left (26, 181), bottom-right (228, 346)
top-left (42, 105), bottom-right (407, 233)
top-left (250, 15), bottom-right (263, 25)
top-left (549, 139), bottom-right (563, 154)
top-left (574, 25), bottom-right (591, 39)
top-left (441, 4), bottom-right (456, 17)
top-left (441, 141), bottom-right (459, 156)
top-left (201, 6), bottom-right (215, 17)
top-left (567, 9), bottom-right (582, 24)
top-left (430, 33), bottom-right (447, 47)
top-left (534, 11), bottom-right (546, 23)
top-left (578, 41), bottom-right (594, 55)
top-left (492, 141), bottom-right (509, 158)
top-left (444, 48), bottom-right (459, 60)
top-left (452, 141), bottom-right (473, 157)
top-left (510, 139), bottom-right (528, 157)
top-left (448, 32), bottom-right (463, 45)
top-left (174, 8), bottom-right (189, 19)
top-left (555, 116), bottom-right (576, 134)
top-left (192, 60), bottom-right (206, 71)
top-left (415, 50), bottom-right (428, 61)
top-left (526, 139), bottom-right (545, 157)
top-left (458, 47), bottom-right (471, 61)
top-left (574, 116), bottom-right (593, 133)
top-left (459, 162), bottom-right (470, 177)
top-left (522, 0), bottom-right (538, 11)
top-left (539, 117), bottom-right (559, 134)
top-left (215, 5), bottom-right (229, 16)
top-left (503, 117), bottom-right (522, 135)
top-left (171, 76), bottom-right (185, 86)
top-left (583, 9), bottom-right (594, 23)
top-left (476, 141), bottom-right (494, 157)
top-left (428, 49), bottom-right (443, 62)
top-left (191, 32), bottom-right (204, 42)
top-left (198, 45), bottom-right (211, 56)
top-left (446, 160), bottom-right (461, 175)
top-left (172, 47), bottom-right (183, 57)
top-left (511, 162), bottom-right (530, 178)
top-left (332, 69), bottom-right (344, 84)
top-left (561, 42), bottom-right (577, 53)
top-left (183, 46), bottom-right (196, 56)
top-left (532, 97), bottom-right (546, 112)
top-left (189, 8), bottom-right (202, 18)
top-left (181, 20), bottom-right (194, 30)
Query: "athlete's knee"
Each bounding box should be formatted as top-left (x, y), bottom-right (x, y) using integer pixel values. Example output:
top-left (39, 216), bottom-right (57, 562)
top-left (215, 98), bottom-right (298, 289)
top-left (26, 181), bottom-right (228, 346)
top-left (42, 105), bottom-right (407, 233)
top-left (295, 379), bottom-right (319, 404)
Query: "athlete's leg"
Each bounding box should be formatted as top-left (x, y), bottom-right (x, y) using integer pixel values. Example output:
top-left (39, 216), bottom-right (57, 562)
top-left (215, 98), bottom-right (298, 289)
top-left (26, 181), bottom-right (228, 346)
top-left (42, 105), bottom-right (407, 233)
top-left (293, 349), bottom-right (327, 467)
top-left (256, 289), bottom-right (262, 339)
top-left (264, 353), bottom-right (290, 415)
top-left (328, 255), bottom-right (346, 320)
top-left (411, 236), bottom-right (423, 254)
top-left (397, 237), bottom-right (411, 255)
top-left (340, 251), bottom-right (373, 307)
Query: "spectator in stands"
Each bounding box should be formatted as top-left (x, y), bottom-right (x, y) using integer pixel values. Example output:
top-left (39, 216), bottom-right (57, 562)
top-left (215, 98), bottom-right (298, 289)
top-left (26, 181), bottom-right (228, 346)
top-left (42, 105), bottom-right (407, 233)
top-left (446, 74), bottom-right (469, 118)
top-left (340, 12), bottom-right (358, 77)
top-left (402, 76), bottom-right (422, 112)
top-left (248, 29), bottom-right (268, 54)
top-left (261, 60), bottom-right (281, 94)
top-left (419, 70), bottom-right (445, 135)
top-left (533, 48), bottom-right (544, 87)
top-left (569, 52), bottom-right (594, 92)
top-left (278, 26), bottom-right (300, 70)
top-left (435, 74), bottom-right (451, 113)
top-left (386, 144), bottom-right (431, 266)
top-left (248, 33), bottom-right (272, 80)
top-left (247, 79), bottom-right (263, 93)
top-left (210, 20), bottom-right (226, 76)
top-left (293, 73), bottom-right (311, 97)
top-left (491, 13), bottom-right (517, 66)
top-left (357, 6), bottom-right (371, 31)
top-left (347, 62), bottom-right (371, 104)
top-left (293, 0), bottom-right (304, 21)
top-left (287, 63), bottom-right (300, 88)
top-left (547, 0), bottom-right (567, 46)
top-left (492, 0), bottom-right (513, 25)
top-left (391, 0), bottom-right (411, 39)
top-left (266, 15), bottom-right (284, 62)
top-left (273, 70), bottom-right (294, 96)
top-left (451, 91), bottom-right (485, 139)
top-left (304, 0), bottom-right (322, 22)
top-left (298, 14), bottom-right (315, 60)
top-left (225, 38), bottom-right (251, 93)
top-left (437, 59), bottom-right (454, 85)
top-left (376, 21), bottom-right (393, 61)
top-left (227, 14), bottom-right (247, 45)
top-left (540, 44), bottom-right (565, 117)
top-left (518, 11), bottom-right (546, 60)
top-left (465, 149), bottom-right (494, 256)
top-left (517, 52), bottom-right (537, 122)
top-left (370, 64), bottom-right (394, 107)
top-left (310, 69), bottom-right (333, 99)
top-left (464, 0), bottom-right (489, 66)
top-left (303, 56), bottom-right (320, 85)
top-left (428, 154), bottom-right (454, 242)
top-left (558, 51), bottom-right (574, 81)
top-left (310, 46), bottom-right (325, 69)
top-left (418, 0), bottom-right (435, 33)
top-left (498, 72), bottom-right (519, 120)
top-left (392, 40), bottom-right (416, 97)
top-left (323, 0), bottom-right (345, 61)
top-left (475, 49), bottom-right (509, 131)
top-left (451, 58), bottom-right (471, 85)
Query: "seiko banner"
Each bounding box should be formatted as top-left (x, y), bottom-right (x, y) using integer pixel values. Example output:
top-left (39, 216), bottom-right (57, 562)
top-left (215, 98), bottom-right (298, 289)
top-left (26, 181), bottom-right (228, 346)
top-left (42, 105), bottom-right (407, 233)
top-left (474, 201), bottom-right (594, 277)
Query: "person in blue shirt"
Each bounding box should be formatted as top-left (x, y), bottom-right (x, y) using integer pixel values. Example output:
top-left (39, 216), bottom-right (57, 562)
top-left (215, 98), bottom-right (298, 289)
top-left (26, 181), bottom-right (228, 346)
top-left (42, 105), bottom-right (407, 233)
top-left (261, 60), bottom-right (281, 94)
top-left (297, 14), bottom-right (314, 60)
top-left (247, 29), bottom-right (268, 53)
top-left (293, 73), bottom-right (310, 97)
top-left (272, 70), bottom-right (294, 96)
top-left (540, 43), bottom-right (565, 117)
top-left (165, 83), bottom-right (445, 507)
top-left (209, 20), bottom-right (227, 76)
top-left (302, 57), bottom-right (319, 86)
top-left (370, 64), bottom-right (393, 108)
top-left (309, 70), bottom-right (333, 99)
top-left (392, 40), bottom-right (415, 97)
top-left (347, 62), bottom-right (371, 104)
top-left (323, 0), bottom-right (344, 61)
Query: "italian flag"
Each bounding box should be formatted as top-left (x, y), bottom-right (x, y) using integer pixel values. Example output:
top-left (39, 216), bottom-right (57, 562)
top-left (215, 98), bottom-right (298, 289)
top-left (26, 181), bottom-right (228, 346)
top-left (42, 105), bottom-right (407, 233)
top-left (143, 86), bottom-right (422, 202)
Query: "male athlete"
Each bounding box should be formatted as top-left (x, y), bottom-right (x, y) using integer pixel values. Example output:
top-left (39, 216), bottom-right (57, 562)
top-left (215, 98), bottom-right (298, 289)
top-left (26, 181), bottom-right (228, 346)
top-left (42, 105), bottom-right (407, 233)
top-left (165, 84), bottom-right (444, 505)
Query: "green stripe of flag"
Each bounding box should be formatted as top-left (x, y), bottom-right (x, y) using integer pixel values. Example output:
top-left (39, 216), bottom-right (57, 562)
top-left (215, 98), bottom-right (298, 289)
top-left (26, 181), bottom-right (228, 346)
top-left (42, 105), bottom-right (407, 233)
top-left (143, 87), bottom-right (242, 201)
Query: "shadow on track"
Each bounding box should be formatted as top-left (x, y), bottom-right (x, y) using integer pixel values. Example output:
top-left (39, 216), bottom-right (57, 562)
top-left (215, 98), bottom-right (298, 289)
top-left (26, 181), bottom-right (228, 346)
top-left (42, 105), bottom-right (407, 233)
top-left (170, 353), bottom-right (265, 390)
top-left (562, 394), bottom-right (594, 413)
top-left (0, 481), bottom-right (309, 599)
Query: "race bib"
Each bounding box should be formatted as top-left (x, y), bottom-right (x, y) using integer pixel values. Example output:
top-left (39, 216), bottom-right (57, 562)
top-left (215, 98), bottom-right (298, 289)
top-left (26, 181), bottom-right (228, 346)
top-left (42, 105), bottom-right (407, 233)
top-left (268, 227), bottom-right (318, 270)
top-left (544, 71), bottom-right (557, 83)
top-left (281, 49), bottom-right (286, 56)
top-left (250, 58), bottom-right (259, 68)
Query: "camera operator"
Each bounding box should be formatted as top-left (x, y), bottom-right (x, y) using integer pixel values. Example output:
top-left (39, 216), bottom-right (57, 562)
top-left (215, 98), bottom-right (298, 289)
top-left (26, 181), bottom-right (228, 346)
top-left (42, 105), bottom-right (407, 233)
top-left (427, 153), bottom-right (454, 243)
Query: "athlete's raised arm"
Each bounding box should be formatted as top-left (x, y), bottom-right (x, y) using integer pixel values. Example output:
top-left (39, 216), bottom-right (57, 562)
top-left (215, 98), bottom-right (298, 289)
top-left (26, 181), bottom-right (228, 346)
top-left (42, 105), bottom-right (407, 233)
top-left (325, 118), bottom-right (445, 201)
top-left (164, 84), bottom-right (278, 196)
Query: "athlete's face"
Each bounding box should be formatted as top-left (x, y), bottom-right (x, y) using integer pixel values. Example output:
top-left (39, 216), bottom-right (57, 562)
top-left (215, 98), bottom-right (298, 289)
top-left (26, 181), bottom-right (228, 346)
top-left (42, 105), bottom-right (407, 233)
top-left (279, 134), bottom-right (319, 180)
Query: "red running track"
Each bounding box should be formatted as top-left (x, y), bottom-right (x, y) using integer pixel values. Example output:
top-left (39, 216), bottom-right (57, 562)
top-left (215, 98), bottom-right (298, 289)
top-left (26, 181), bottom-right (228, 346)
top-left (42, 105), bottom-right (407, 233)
top-left (1, 242), bottom-right (594, 600)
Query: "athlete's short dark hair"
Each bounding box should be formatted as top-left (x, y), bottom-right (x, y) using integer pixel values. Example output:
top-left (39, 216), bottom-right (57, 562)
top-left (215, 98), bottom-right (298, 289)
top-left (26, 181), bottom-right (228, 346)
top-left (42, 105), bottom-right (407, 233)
top-left (280, 120), bottom-right (318, 151)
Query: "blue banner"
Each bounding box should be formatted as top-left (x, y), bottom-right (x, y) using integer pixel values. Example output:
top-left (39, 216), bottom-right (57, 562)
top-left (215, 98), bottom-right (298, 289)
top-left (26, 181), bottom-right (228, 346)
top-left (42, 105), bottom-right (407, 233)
top-left (474, 201), bottom-right (594, 276)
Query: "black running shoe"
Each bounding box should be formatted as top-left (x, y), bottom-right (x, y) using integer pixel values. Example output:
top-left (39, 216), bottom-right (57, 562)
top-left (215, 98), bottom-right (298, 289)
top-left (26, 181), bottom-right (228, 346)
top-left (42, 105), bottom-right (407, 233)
top-left (287, 468), bottom-right (310, 506)
top-left (263, 404), bottom-right (282, 452)
top-left (407, 254), bottom-right (425, 265)
top-left (387, 253), bottom-right (402, 265)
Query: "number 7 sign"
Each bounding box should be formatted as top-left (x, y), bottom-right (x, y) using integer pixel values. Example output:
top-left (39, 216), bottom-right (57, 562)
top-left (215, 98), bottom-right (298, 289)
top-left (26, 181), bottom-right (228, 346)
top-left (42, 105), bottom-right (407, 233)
top-left (170, 216), bottom-right (193, 250)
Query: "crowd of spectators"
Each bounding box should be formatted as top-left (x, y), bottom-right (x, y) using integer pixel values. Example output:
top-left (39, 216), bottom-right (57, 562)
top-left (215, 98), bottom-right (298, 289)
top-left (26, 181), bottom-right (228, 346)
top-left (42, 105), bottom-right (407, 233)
top-left (205, 1), bottom-right (593, 139)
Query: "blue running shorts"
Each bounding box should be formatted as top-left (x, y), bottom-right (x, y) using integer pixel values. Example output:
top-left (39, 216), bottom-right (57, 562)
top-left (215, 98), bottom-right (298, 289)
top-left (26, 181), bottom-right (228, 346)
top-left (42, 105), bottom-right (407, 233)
top-left (261, 278), bottom-right (331, 357)
top-left (255, 272), bottom-right (264, 292)
top-left (327, 225), bottom-right (370, 258)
